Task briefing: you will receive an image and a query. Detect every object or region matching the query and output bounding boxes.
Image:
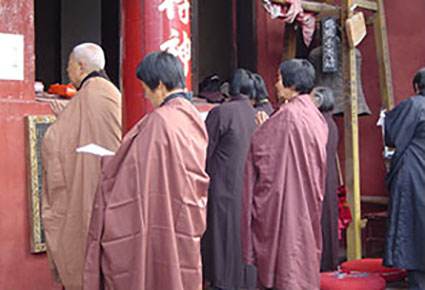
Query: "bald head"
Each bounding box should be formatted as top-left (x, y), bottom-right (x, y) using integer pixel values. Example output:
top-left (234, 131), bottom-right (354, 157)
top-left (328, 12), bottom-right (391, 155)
top-left (67, 43), bottom-right (105, 88)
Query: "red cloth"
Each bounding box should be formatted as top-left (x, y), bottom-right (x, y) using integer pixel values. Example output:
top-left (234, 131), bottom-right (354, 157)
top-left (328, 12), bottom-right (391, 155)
top-left (337, 185), bottom-right (352, 239)
top-left (83, 98), bottom-right (210, 290)
top-left (341, 258), bottom-right (407, 282)
top-left (242, 94), bottom-right (328, 289)
top-left (262, 0), bottom-right (315, 46)
top-left (321, 271), bottom-right (386, 290)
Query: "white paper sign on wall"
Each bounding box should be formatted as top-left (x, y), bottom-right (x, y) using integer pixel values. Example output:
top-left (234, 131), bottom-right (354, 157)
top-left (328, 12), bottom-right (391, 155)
top-left (0, 33), bottom-right (24, 81)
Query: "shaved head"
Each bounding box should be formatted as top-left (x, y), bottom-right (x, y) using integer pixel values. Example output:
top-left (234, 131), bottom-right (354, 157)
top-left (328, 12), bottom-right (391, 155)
top-left (72, 43), bottom-right (105, 73)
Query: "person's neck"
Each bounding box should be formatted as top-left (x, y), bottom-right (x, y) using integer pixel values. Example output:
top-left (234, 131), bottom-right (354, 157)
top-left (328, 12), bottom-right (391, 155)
top-left (164, 88), bottom-right (185, 99)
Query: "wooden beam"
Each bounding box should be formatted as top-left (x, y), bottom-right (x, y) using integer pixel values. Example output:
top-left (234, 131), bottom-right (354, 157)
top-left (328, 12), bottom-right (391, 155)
top-left (353, 0), bottom-right (378, 11)
top-left (271, 0), bottom-right (339, 13)
top-left (373, 0), bottom-right (394, 110)
top-left (361, 195), bottom-right (389, 205)
top-left (282, 22), bottom-right (297, 61)
top-left (341, 0), bottom-right (362, 261)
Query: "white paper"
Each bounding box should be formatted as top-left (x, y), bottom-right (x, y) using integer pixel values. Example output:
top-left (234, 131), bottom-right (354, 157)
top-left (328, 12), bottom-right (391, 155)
top-left (376, 108), bottom-right (386, 127)
top-left (0, 33), bottom-right (24, 81)
top-left (76, 143), bottom-right (115, 157)
top-left (199, 111), bottom-right (209, 122)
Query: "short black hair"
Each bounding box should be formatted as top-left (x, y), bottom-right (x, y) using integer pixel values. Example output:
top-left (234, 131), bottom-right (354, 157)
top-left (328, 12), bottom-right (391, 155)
top-left (253, 73), bottom-right (269, 101)
top-left (279, 59), bottom-right (316, 94)
top-left (413, 68), bottom-right (425, 96)
top-left (230, 68), bottom-right (255, 99)
top-left (135, 51), bottom-right (186, 91)
top-left (312, 86), bottom-right (335, 113)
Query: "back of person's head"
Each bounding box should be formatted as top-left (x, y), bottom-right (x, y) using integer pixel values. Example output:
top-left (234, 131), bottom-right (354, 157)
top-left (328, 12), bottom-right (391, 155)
top-left (253, 73), bottom-right (269, 101)
top-left (413, 68), bottom-right (425, 96)
top-left (199, 74), bottom-right (222, 93)
top-left (312, 86), bottom-right (335, 113)
top-left (230, 68), bottom-right (255, 99)
top-left (135, 51), bottom-right (186, 91)
top-left (72, 43), bottom-right (105, 73)
top-left (279, 59), bottom-right (316, 94)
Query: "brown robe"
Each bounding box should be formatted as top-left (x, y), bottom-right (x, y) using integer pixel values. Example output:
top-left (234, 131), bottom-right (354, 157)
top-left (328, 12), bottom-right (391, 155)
top-left (83, 97), bottom-right (210, 290)
top-left (41, 77), bottom-right (122, 290)
top-left (202, 95), bottom-right (258, 289)
top-left (320, 112), bottom-right (339, 272)
top-left (242, 94), bottom-right (328, 289)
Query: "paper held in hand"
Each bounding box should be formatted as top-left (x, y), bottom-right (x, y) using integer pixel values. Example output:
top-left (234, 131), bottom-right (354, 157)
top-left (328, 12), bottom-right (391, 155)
top-left (76, 143), bottom-right (115, 156)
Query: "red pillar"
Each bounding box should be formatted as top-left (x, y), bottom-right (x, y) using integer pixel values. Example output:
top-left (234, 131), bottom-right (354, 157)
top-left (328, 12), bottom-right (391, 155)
top-left (121, 0), bottom-right (192, 133)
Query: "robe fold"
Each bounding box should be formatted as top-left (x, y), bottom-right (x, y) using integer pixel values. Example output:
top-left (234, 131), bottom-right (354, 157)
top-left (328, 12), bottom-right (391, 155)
top-left (41, 77), bottom-right (122, 290)
top-left (242, 94), bottom-right (328, 290)
top-left (383, 95), bottom-right (425, 271)
top-left (254, 100), bottom-right (274, 116)
top-left (83, 97), bottom-right (210, 290)
top-left (202, 95), bottom-right (258, 289)
top-left (320, 112), bottom-right (339, 272)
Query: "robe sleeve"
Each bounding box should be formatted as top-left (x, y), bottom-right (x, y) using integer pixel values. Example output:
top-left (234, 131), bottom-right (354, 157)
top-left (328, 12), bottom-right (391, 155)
top-left (83, 175), bottom-right (106, 290)
top-left (385, 97), bottom-right (418, 151)
top-left (205, 107), bottom-right (222, 161)
top-left (241, 143), bottom-right (257, 265)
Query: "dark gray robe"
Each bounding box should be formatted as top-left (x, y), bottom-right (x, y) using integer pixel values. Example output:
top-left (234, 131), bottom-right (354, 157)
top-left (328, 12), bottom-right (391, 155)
top-left (320, 112), bottom-right (339, 272)
top-left (384, 95), bottom-right (425, 271)
top-left (202, 94), bottom-right (257, 289)
top-left (254, 100), bottom-right (274, 116)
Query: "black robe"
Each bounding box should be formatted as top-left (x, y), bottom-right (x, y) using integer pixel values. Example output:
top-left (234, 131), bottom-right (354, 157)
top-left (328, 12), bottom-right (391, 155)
top-left (202, 94), bottom-right (257, 289)
top-left (254, 100), bottom-right (274, 116)
top-left (384, 95), bottom-right (425, 271)
top-left (320, 112), bottom-right (339, 271)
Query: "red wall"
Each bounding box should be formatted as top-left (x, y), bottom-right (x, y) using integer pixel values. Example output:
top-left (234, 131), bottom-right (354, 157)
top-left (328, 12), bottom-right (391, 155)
top-left (256, 0), bottom-right (425, 198)
top-left (0, 1), bottom-right (58, 289)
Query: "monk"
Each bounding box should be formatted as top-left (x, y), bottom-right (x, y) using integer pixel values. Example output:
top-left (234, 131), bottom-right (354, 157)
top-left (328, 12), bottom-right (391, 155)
top-left (83, 51), bottom-right (210, 290)
top-left (383, 68), bottom-right (425, 289)
top-left (41, 43), bottom-right (122, 290)
top-left (202, 68), bottom-right (257, 289)
top-left (312, 87), bottom-right (339, 272)
top-left (242, 59), bottom-right (328, 289)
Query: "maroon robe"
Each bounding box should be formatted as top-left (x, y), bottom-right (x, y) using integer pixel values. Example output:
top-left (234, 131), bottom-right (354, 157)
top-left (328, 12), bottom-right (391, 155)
top-left (320, 112), bottom-right (339, 272)
top-left (83, 98), bottom-right (210, 290)
top-left (242, 94), bottom-right (328, 289)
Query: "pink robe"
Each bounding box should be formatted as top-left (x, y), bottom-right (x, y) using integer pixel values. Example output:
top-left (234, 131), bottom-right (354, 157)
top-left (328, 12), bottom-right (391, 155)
top-left (242, 94), bottom-right (328, 289)
top-left (83, 98), bottom-right (210, 290)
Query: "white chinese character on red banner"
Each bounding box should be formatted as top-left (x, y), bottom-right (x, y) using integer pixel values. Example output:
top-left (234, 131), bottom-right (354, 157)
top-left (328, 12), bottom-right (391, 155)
top-left (158, 0), bottom-right (190, 25)
top-left (160, 28), bottom-right (191, 76)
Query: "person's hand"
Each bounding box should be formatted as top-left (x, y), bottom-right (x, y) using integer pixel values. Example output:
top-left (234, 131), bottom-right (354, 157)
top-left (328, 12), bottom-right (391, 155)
top-left (255, 111), bottom-right (269, 126)
top-left (50, 99), bottom-right (68, 116)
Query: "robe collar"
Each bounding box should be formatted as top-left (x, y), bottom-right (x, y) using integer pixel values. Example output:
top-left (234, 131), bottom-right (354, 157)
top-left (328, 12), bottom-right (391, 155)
top-left (161, 91), bottom-right (193, 107)
top-left (230, 94), bottom-right (250, 102)
top-left (79, 70), bottom-right (110, 90)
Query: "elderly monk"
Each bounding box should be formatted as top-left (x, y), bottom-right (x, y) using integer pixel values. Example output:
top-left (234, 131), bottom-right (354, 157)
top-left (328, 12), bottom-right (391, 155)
top-left (83, 51), bottom-right (210, 290)
top-left (242, 59), bottom-right (328, 290)
top-left (41, 43), bottom-right (122, 290)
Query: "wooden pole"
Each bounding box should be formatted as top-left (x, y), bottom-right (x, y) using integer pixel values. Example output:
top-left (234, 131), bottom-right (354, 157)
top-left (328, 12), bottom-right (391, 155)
top-left (341, 0), bottom-right (362, 260)
top-left (282, 23), bottom-right (297, 61)
top-left (374, 0), bottom-right (394, 110)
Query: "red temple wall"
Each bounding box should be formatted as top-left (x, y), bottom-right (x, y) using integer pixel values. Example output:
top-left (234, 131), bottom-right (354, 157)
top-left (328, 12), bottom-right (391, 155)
top-left (0, 1), bottom-right (56, 289)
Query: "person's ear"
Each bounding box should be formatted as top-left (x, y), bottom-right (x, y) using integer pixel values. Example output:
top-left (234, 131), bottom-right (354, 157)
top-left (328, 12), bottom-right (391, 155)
top-left (414, 83), bottom-right (420, 94)
top-left (78, 61), bottom-right (85, 75)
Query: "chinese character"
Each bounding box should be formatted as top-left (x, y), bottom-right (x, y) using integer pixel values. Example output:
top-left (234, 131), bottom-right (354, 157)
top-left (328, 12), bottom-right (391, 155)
top-left (160, 28), bottom-right (191, 76)
top-left (158, 0), bottom-right (190, 25)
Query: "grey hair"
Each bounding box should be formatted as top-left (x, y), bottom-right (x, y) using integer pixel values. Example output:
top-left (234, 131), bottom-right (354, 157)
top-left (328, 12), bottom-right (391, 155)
top-left (72, 43), bottom-right (105, 72)
top-left (312, 86), bottom-right (335, 113)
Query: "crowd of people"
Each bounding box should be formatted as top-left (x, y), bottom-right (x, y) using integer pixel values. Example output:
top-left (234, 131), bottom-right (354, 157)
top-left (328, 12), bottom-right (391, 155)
top-left (41, 42), bottom-right (424, 290)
